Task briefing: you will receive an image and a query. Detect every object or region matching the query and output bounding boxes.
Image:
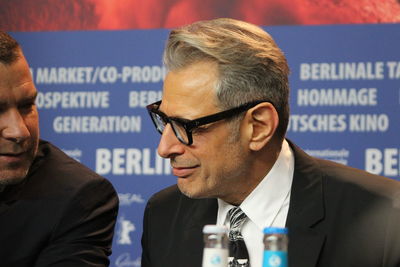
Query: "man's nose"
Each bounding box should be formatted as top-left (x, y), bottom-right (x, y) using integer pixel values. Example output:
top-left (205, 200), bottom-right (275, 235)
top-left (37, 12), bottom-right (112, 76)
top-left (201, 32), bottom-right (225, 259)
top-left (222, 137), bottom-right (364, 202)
top-left (1, 109), bottom-right (30, 143)
top-left (157, 124), bottom-right (185, 158)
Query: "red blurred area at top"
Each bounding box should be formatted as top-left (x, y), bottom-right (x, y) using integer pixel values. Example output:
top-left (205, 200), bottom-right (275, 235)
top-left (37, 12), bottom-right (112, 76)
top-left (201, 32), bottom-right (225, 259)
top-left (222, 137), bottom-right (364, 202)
top-left (1, 0), bottom-right (400, 31)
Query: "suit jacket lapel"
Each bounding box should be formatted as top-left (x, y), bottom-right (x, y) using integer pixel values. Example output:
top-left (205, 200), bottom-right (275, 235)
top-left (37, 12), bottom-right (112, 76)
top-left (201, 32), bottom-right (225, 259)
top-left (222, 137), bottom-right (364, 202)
top-left (286, 140), bottom-right (326, 267)
top-left (180, 198), bottom-right (218, 267)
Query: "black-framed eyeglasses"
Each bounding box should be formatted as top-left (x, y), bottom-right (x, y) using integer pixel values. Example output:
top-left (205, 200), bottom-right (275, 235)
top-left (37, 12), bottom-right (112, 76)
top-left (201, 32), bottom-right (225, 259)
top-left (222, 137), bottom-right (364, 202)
top-left (146, 100), bottom-right (270, 145)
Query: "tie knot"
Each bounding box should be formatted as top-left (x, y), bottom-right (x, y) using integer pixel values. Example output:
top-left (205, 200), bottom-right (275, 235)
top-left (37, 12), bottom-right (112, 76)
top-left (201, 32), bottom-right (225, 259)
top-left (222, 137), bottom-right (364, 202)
top-left (228, 207), bottom-right (247, 226)
top-left (227, 207), bottom-right (247, 241)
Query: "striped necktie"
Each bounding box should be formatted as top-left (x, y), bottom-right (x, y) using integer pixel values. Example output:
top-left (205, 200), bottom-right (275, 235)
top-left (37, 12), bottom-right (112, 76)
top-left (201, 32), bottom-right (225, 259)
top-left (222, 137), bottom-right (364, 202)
top-left (227, 207), bottom-right (250, 267)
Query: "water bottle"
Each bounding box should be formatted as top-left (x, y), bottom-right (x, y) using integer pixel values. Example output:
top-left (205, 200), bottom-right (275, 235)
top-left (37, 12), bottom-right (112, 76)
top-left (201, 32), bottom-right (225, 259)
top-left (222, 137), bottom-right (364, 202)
top-left (262, 227), bottom-right (288, 267)
top-left (202, 225), bottom-right (229, 267)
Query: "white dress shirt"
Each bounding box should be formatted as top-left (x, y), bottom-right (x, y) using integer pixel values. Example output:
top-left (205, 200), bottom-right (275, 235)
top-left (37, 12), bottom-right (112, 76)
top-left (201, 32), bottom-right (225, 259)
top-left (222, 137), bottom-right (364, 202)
top-left (216, 140), bottom-right (294, 267)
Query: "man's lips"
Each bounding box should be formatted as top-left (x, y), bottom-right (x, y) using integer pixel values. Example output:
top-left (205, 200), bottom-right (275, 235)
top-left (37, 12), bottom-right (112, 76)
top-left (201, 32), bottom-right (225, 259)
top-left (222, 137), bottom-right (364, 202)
top-left (172, 165), bottom-right (199, 177)
top-left (0, 152), bottom-right (26, 163)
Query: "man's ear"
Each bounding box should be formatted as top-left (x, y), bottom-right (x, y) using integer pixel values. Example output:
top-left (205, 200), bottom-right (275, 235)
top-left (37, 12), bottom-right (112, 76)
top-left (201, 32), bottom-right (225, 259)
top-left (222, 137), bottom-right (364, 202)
top-left (245, 102), bottom-right (279, 151)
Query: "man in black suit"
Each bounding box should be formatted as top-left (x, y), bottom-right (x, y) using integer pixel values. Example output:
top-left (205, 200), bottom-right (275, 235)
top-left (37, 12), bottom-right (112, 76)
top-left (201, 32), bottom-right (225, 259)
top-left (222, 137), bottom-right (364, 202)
top-left (141, 18), bottom-right (400, 267)
top-left (0, 31), bottom-right (119, 266)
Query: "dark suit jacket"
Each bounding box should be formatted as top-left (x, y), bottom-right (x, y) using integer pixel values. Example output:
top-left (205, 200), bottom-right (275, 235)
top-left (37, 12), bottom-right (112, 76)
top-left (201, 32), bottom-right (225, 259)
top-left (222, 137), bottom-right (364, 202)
top-left (0, 140), bottom-right (119, 267)
top-left (141, 141), bottom-right (400, 267)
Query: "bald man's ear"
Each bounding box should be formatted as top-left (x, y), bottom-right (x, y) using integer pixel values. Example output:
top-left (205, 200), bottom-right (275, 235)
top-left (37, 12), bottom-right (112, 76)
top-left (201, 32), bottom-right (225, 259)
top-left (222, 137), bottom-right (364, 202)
top-left (246, 102), bottom-right (279, 151)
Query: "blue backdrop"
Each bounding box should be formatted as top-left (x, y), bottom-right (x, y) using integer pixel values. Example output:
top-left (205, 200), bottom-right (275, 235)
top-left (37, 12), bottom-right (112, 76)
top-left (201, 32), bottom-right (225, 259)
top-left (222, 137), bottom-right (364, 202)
top-left (12, 23), bottom-right (400, 267)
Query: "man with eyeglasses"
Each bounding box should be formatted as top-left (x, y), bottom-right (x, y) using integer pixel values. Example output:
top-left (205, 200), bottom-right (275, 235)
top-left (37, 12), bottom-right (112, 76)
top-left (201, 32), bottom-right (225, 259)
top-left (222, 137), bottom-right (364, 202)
top-left (141, 18), bottom-right (400, 267)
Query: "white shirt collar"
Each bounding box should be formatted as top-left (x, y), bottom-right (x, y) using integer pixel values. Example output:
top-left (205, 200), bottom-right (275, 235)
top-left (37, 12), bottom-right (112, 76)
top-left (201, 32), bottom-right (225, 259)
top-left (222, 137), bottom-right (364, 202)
top-left (217, 139), bottom-right (294, 229)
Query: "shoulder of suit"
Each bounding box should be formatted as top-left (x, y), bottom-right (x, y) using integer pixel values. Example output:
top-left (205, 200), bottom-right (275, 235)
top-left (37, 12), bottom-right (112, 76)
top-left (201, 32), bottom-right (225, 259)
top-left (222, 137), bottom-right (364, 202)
top-left (149, 184), bottom-right (181, 203)
top-left (289, 140), bottom-right (400, 204)
top-left (29, 140), bottom-right (114, 192)
top-left (147, 184), bottom-right (205, 210)
top-left (313, 155), bottom-right (400, 205)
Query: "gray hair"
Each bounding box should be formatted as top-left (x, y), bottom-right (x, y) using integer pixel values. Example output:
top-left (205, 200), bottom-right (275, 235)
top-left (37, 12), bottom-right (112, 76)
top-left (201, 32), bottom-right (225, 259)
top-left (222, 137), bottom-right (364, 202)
top-left (163, 18), bottom-right (290, 140)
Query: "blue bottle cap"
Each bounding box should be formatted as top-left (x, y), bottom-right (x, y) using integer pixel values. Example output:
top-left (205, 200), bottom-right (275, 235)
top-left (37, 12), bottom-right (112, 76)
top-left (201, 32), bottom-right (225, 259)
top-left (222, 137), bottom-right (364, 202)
top-left (263, 227), bottom-right (288, 234)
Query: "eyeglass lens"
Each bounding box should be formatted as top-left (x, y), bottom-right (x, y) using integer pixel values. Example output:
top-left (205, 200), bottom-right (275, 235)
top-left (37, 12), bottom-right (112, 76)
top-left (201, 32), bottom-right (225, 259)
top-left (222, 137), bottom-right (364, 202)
top-left (151, 112), bottom-right (190, 144)
top-left (151, 113), bottom-right (165, 134)
top-left (171, 120), bottom-right (189, 144)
